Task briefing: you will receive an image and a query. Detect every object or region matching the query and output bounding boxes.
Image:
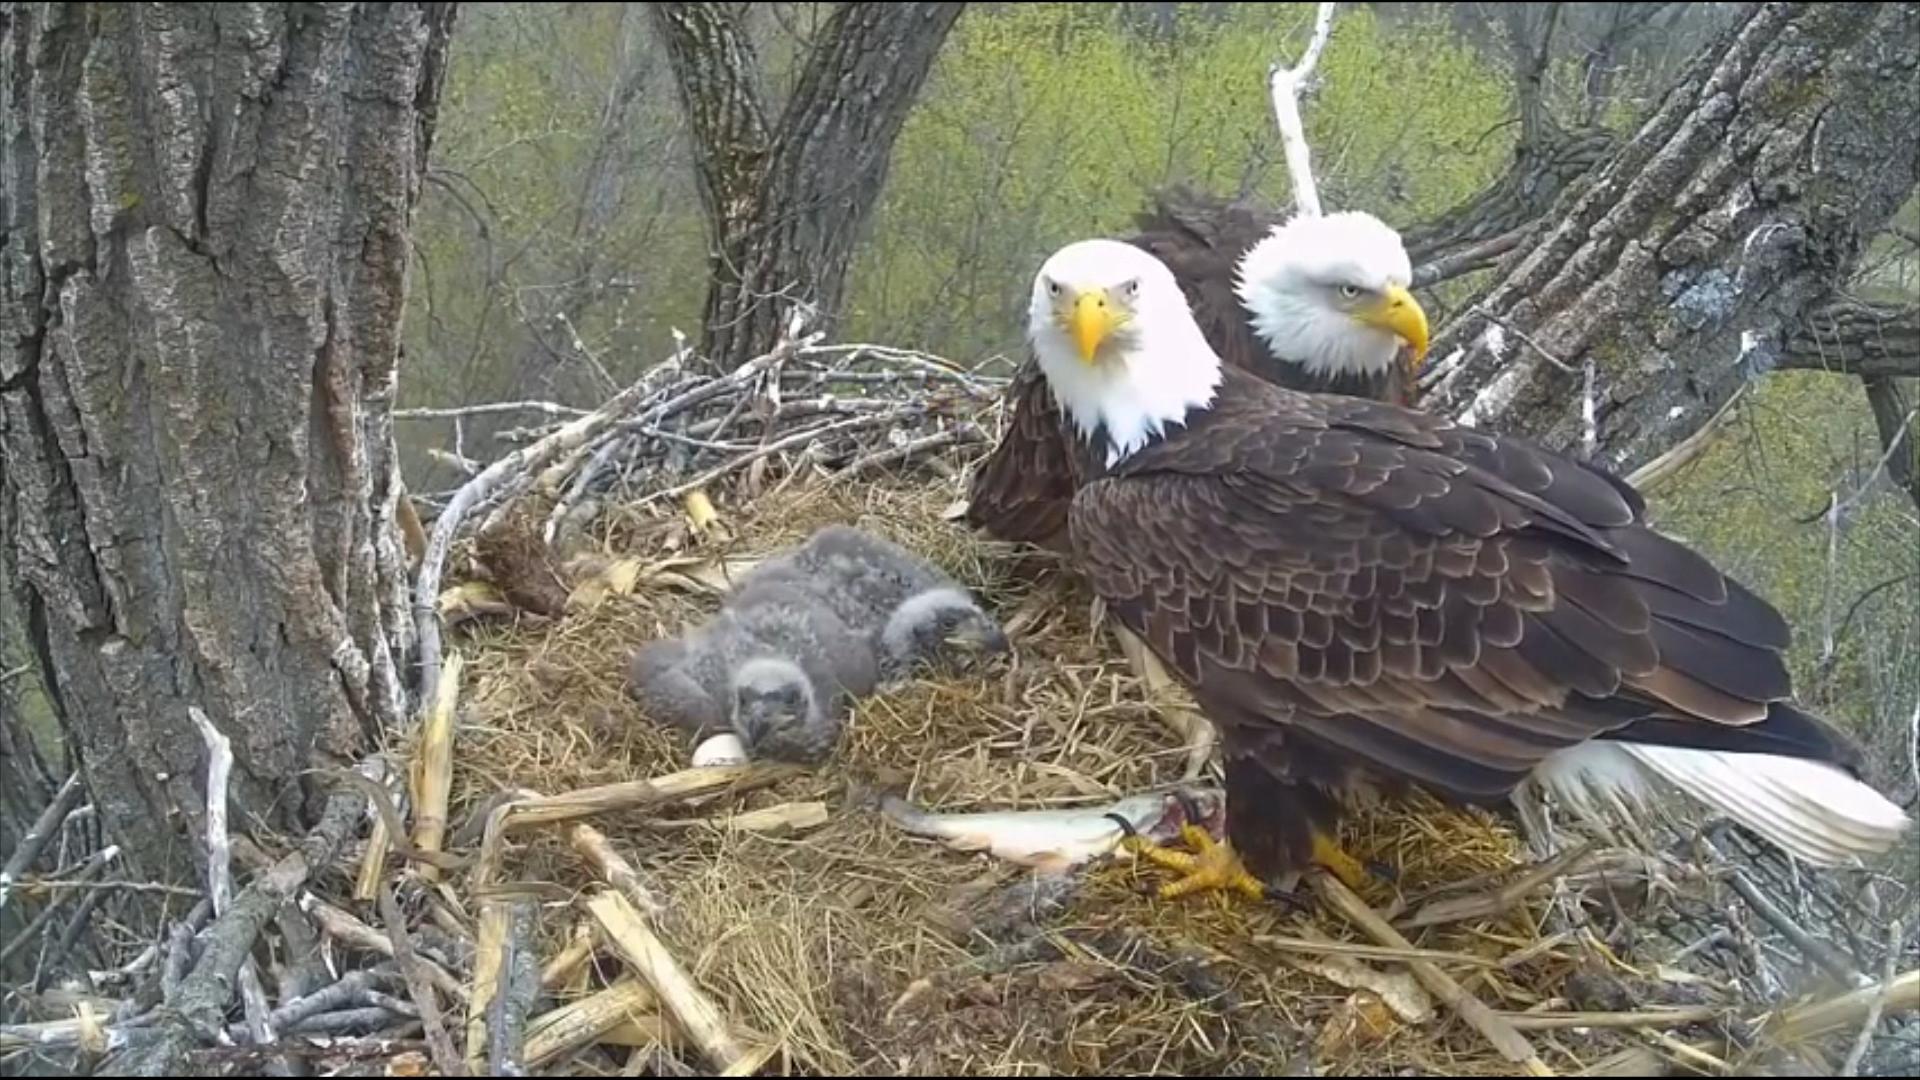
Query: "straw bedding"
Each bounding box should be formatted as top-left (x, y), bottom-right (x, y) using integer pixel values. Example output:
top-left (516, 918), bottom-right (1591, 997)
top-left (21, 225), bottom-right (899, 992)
top-left (428, 468), bottom-right (1907, 1077)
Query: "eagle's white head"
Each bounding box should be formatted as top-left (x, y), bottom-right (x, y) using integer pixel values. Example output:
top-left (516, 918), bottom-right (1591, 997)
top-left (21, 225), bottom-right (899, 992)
top-left (1234, 211), bottom-right (1429, 382)
top-left (1027, 239), bottom-right (1222, 466)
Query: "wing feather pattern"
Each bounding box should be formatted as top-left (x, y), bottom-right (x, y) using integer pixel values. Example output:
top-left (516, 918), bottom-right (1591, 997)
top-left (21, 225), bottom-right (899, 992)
top-left (1067, 369), bottom-right (1834, 807)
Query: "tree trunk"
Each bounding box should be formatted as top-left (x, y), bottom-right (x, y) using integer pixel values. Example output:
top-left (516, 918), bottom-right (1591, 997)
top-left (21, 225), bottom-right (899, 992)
top-left (1417, 3), bottom-right (1920, 475)
top-left (652, 1), bottom-right (964, 369)
top-left (1401, 3), bottom-right (1615, 270)
top-left (0, 3), bottom-right (457, 880)
top-left (1860, 375), bottom-right (1918, 513)
top-left (1778, 299), bottom-right (1920, 380)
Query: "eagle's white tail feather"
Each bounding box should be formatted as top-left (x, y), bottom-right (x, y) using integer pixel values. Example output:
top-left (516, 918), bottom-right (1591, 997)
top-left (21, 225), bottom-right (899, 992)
top-left (1528, 741), bottom-right (1911, 867)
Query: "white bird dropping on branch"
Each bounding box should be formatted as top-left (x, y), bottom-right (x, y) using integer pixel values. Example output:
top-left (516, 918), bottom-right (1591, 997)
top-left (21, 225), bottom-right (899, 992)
top-left (1269, 2), bottom-right (1338, 219)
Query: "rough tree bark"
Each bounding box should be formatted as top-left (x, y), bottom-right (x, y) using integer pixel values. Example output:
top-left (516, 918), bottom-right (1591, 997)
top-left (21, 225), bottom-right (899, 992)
top-left (1859, 376), bottom-right (1918, 513)
top-left (1778, 299), bottom-right (1920, 379)
top-left (0, 3), bottom-right (457, 880)
top-left (651, 1), bottom-right (964, 369)
top-left (1400, 4), bottom-right (1617, 269)
top-left (1416, 3), bottom-right (1920, 476)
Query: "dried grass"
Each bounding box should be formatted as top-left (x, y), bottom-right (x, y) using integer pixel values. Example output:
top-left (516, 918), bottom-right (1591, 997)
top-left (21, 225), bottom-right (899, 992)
top-left (431, 474), bottom-right (1886, 1076)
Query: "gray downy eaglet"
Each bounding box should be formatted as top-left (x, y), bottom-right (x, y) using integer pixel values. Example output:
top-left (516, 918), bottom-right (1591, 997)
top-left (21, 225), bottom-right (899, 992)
top-left (628, 578), bottom-right (879, 764)
top-left (738, 524), bottom-right (1009, 682)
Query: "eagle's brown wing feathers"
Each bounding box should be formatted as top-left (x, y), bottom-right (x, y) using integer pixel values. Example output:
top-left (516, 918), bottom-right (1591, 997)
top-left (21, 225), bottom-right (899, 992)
top-left (1070, 375), bottom-right (1800, 802)
top-left (964, 360), bottom-right (1082, 550)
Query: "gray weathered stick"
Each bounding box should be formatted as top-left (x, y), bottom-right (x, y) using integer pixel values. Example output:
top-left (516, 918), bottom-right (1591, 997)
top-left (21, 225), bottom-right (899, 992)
top-left (0, 771), bottom-right (84, 914)
top-left (377, 884), bottom-right (465, 1076)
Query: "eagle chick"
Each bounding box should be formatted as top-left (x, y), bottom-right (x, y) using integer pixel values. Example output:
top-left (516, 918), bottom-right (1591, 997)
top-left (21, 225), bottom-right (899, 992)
top-left (627, 579), bottom-right (878, 764)
top-left (739, 524), bottom-right (1009, 681)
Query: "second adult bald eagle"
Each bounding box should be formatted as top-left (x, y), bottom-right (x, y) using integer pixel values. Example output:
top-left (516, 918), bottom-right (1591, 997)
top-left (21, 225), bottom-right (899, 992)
top-left (1016, 237), bottom-right (1910, 897)
top-left (967, 198), bottom-right (1430, 549)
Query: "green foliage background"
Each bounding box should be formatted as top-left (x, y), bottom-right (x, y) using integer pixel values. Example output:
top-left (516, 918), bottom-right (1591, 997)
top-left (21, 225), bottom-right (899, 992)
top-left (386, 2), bottom-right (1915, 804)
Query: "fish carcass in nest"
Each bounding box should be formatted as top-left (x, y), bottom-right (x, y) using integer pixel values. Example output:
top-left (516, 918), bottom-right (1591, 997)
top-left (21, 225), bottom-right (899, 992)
top-left (881, 787), bottom-right (1225, 874)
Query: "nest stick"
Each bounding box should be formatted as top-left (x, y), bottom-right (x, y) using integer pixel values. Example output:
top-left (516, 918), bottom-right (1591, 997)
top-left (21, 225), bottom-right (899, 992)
top-left (0, 844), bottom-right (115, 968)
top-left (354, 816), bottom-right (394, 903)
top-left (377, 883), bottom-right (465, 1076)
top-left (1497, 1007), bottom-right (1724, 1032)
top-left (569, 823), bottom-right (665, 918)
top-left (466, 901), bottom-right (510, 1074)
top-left (1311, 873), bottom-right (1553, 1074)
top-left (0, 771), bottom-right (83, 913)
top-left (631, 409), bottom-right (921, 511)
top-left (486, 900), bottom-right (542, 1076)
top-left (301, 894), bottom-right (467, 1001)
top-left (1252, 934), bottom-right (1498, 968)
top-left (1839, 920), bottom-right (1903, 1076)
top-left (834, 425), bottom-right (984, 479)
top-left (191, 706), bottom-right (284, 1057)
top-left (585, 890), bottom-right (747, 1073)
top-left (1626, 385), bottom-right (1747, 490)
top-left (490, 764), bottom-right (798, 834)
top-left (41, 885), bottom-right (112, 989)
top-left (1757, 969), bottom-right (1920, 1044)
top-left (410, 650), bottom-right (465, 883)
top-left (539, 920), bottom-right (597, 994)
top-left (396, 401), bottom-right (588, 421)
top-left (188, 708), bottom-right (234, 917)
top-left (523, 979), bottom-right (658, 1069)
top-left (712, 801), bottom-right (831, 836)
top-left (270, 970), bottom-right (388, 1030)
top-left (1700, 830), bottom-right (1858, 983)
top-left (1399, 841), bottom-right (1596, 930)
top-left (100, 761), bottom-right (379, 1074)
top-left (412, 349), bottom-right (696, 711)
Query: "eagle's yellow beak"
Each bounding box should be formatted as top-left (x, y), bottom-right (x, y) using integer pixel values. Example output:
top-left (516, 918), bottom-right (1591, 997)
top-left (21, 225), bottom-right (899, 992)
top-left (1356, 284), bottom-right (1430, 367)
top-left (1071, 289), bottom-right (1118, 365)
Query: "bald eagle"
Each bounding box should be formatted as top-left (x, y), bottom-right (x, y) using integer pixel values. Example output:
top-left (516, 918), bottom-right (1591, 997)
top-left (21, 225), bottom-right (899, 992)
top-left (967, 200), bottom-right (1429, 550)
top-left (1016, 237), bottom-right (1910, 896)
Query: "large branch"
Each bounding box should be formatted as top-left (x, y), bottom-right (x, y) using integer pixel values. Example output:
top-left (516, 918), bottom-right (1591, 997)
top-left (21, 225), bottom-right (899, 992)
top-left (1399, 126), bottom-right (1617, 266)
top-left (1778, 298), bottom-right (1920, 378)
top-left (1860, 376), bottom-right (1919, 513)
top-left (1398, 4), bottom-right (1607, 268)
top-left (1267, 2), bottom-right (1338, 218)
top-left (649, 2), bottom-right (773, 247)
top-left (1416, 3), bottom-right (1920, 475)
top-left (654, 2), bottom-right (965, 369)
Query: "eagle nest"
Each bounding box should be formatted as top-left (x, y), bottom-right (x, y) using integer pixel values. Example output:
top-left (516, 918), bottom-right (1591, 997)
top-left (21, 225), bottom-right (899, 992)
top-left (399, 338), bottom-right (1915, 1077)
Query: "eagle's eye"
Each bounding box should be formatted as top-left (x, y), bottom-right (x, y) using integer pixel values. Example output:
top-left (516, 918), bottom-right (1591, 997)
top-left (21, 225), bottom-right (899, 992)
top-left (1046, 279), bottom-right (1061, 298)
top-left (1339, 284), bottom-right (1363, 300)
top-left (1122, 278), bottom-right (1140, 300)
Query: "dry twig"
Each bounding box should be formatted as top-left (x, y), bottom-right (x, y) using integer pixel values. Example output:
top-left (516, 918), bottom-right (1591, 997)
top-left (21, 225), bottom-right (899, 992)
top-left (377, 884), bottom-right (465, 1076)
top-left (1312, 873), bottom-right (1554, 1074)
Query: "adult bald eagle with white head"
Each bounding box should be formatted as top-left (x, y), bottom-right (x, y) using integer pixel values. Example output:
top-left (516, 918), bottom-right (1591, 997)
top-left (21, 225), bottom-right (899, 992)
top-left (1015, 236), bottom-right (1910, 898)
top-left (967, 201), bottom-right (1431, 549)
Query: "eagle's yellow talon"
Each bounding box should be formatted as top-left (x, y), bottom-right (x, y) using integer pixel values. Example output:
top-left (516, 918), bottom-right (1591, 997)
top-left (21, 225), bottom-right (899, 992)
top-left (1311, 829), bottom-right (1373, 893)
top-left (1177, 822), bottom-right (1216, 852)
top-left (1127, 828), bottom-right (1264, 902)
top-left (1121, 832), bottom-right (1199, 874)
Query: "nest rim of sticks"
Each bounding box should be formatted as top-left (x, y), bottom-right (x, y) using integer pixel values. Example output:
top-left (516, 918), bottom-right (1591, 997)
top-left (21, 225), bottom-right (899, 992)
top-left (419, 473), bottom-right (1918, 1078)
top-left (8, 336), bottom-right (1917, 1078)
top-left (386, 333), bottom-right (1915, 1077)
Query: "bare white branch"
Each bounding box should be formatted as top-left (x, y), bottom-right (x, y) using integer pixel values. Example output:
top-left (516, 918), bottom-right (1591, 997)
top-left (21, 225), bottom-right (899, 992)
top-left (188, 707), bottom-right (233, 917)
top-left (395, 402), bottom-right (588, 421)
top-left (190, 706), bottom-right (277, 1053)
top-left (1581, 357), bottom-right (1598, 460)
top-left (1268, 2), bottom-right (1338, 218)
